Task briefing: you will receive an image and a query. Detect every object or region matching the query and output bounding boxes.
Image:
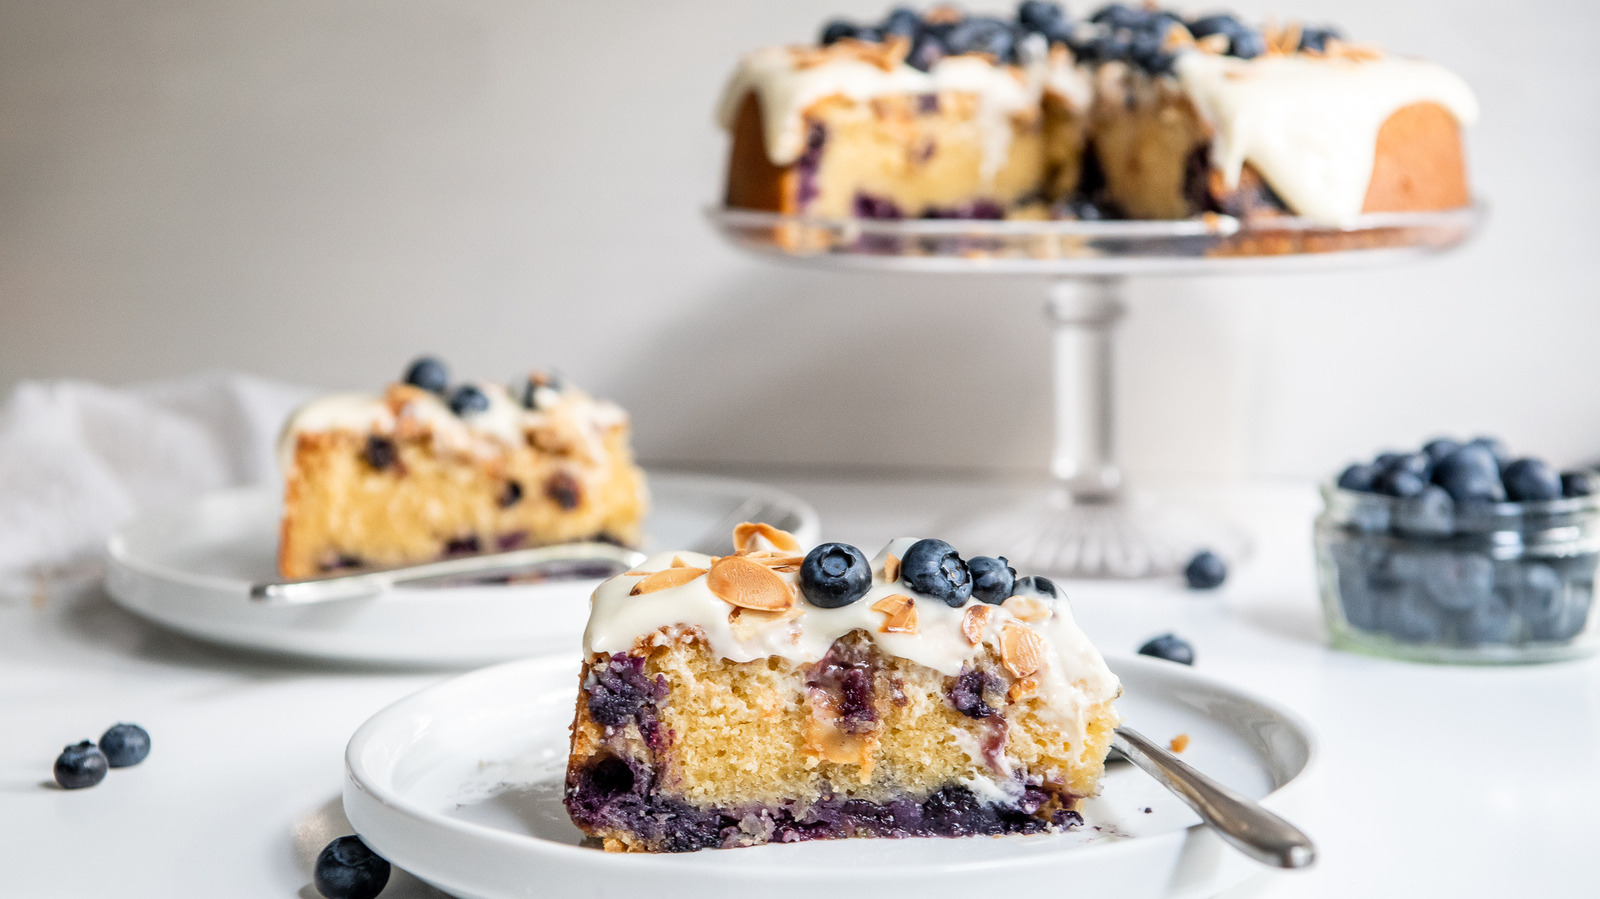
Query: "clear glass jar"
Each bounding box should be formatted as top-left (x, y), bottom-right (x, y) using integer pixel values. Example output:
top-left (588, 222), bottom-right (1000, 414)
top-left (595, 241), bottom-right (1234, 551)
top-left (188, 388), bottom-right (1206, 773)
top-left (1315, 484), bottom-right (1600, 663)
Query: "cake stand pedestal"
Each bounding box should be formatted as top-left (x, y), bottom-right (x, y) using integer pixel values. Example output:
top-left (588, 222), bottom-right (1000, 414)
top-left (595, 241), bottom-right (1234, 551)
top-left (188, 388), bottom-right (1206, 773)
top-left (708, 205), bottom-right (1483, 578)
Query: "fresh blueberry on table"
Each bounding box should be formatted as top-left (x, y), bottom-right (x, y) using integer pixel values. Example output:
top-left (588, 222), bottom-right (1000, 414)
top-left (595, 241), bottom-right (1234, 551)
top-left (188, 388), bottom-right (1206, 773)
top-left (799, 543), bottom-right (873, 609)
top-left (98, 723), bottom-right (150, 768)
top-left (1393, 485), bottom-right (1455, 537)
top-left (1373, 467), bottom-right (1427, 498)
top-left (53, 741), bottom-right (108, 790)
top-left (1561, 471), bottom-right (1597, 498)
top-left (1429, 445), bottom-right (1506, 503)
top-left (401, 356), bottom-right (449, 394)
top-left (900, 539), bottom-right (973, 607)
top-left (1138, 634), bottom-right (1195, 665)
top-left (448, 384), bottom-right (490, 417)
top-left (1183, 550), bottom-right (1227, 590)
top-left (968, 556), bottom-right (1017, 605)
top-left (1337, 463), bottom-right (1378, 492)
top-left (1014, 574), bottom-right (1059, 599)
top-left (1502, 458), bottom-right (1562, 502)
top-left (314, 836), bottom-right (391, 899)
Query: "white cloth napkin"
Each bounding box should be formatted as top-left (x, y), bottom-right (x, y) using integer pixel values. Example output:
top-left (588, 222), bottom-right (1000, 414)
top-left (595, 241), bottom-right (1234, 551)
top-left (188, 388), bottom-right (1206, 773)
top-left (0, 372), bottom-right (312, 597)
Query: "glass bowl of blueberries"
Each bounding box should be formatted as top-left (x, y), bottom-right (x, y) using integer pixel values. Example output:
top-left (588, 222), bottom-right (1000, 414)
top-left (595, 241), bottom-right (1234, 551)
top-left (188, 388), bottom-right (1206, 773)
top-left (1315, 437), bottom-right (1600, 664)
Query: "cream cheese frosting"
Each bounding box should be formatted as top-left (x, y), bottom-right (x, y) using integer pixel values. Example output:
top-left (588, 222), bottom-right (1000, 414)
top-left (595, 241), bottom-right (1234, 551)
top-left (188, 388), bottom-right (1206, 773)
top-left (1175, 51), bottom-right (1479, 226)
top-left (715, 44), bottom-right (1059, 182)
top-left (276, 379), bottom-right (627, 473)
top-left (585, 536), bottom-right (1121, 753)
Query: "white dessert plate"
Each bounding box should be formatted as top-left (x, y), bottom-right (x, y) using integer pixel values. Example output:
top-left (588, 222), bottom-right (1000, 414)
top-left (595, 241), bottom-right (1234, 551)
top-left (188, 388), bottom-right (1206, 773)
top-left (103, 472), bottom-right (819, 667)
top-left (344, 654), bottom-right (1317, 899)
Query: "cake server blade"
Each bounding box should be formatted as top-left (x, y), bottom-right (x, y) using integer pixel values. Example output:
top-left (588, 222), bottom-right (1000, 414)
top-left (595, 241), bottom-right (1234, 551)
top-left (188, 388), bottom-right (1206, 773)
top-left (1112, 726), bottom-right (1316, 870)
top-left (250, 542), bottom-right (646, 605)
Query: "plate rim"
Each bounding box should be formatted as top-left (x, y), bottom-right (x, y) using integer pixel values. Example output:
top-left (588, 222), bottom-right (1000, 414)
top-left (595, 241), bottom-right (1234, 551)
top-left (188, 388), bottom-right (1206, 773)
top-left (343, 652), bottom-right (1319, 882)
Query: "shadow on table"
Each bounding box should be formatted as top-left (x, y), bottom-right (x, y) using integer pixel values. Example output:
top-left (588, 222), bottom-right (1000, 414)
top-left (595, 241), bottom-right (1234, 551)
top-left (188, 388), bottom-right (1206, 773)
top-left (1228, 596), bottom-right (1326, 649)
top-left (292, 795), bottom-right (451, 899)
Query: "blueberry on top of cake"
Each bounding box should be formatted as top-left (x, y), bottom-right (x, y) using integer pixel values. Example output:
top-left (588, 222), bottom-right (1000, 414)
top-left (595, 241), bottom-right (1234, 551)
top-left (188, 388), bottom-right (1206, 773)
top-left (565, 525), bottom-right (1120, 852)
top-left (719, 3), bottom-right (1477, 227)
top-left (275, 357), bottom-right (646, 578)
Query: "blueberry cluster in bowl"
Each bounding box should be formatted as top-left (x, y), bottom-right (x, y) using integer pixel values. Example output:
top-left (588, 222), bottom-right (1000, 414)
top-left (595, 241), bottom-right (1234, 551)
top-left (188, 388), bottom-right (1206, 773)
top-left (818, 3), bottom-right (1342, 74)
top-left (1319, 437), bottom-right (1600, 659)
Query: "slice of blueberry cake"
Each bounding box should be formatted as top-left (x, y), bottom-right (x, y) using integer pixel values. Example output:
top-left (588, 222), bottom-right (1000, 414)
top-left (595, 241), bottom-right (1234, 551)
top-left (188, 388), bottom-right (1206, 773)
top-left (564, 526), bottom-right (1120, 852)
top-left (275, 357), bottom-right (647, 579)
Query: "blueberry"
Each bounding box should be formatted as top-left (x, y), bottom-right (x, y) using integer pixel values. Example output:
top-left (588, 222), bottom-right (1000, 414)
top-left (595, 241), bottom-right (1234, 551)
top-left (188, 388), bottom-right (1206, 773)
top-left (1079, 29), bottom-right (1133, 62)
top-left (1128, 32), bottom-right (1175, 73)
top-left (820, 19), bottom-right (857, 45)
top-left (1382, 452), bottom-right (1431, 479)
top-left (1183, 550), bottom-right (1226, 590)
top-left (1430, 445), bottom-right (1506, 503)
top-left (362, 435), bottom-right (396, 472)
top-left (1373, 467), bottom-right (1427, 498)
top-left (402, 356), bottom-right (449, 394)
top-left (1297, 23), bottom-right (1343, 53)
top-left (1372, 451), bottom-right (1405, 469)
top-left (1562, 471), bottom-right (1597, 498)
top-left (1337, 463), bottom-right (1378, 492)
top-left (1456, 592), bottom-right (1515, 647)
top-left (1187, 13), bottom-right (1248, 40)
top-left (98, 723), bottom-right (150, 768)
top-left (1379, 589), bottom-right (1445, 643)
top-left (1465, 436), bottom-right (1510, 470)
top-left (1227, 27), bottom-right (1266, 59)
top-left (1330, 539), bottom-right (1381, 631)
top-left (1502, 458), bottom-right (1562, 502)
top-left (907, 29), bottom-right (947, 71)
top-left (53, 741), bottom-right (108, 790)
top-left (1421, 438), bottom-right (1461, 465)
top-left (313, 836), bottom-right (391, 899)
top-left (1393, 485), bottom-right (1455, 537)
top-left (1014, 574), bottom-right (1059, 598)
top-left (1018, 1), bottom-right (1067, 32)
top-left (968, 556), bottom-right (1017, 605)
top-left (1137, 633), bottom-right (1194, 665)
top-left (799, 543), bottom-right (873, 609)
top-left (900, 539), bottom-right (973, 607)
top-left (881, 6), bottom-right (921, 38)
top-left (1505, 562), bottom-right (1577, 641)
top-left (1418, 551), bottom-right (1492, 613)
top-left (448, 384), bottom-right (490, 417)
top-left (944, 17), bottom-right (1018, 62)
top-left (1090, 3), bottom-right (1149, 29)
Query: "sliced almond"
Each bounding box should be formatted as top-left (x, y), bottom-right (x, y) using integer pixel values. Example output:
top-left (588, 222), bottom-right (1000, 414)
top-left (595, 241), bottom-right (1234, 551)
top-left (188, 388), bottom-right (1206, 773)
top-left (961, 604), bottom-right (996, 646)
top-left (1000, 622), bottom-right (1047, 679)
top-left (883, 553), bottom-right (901, 582)
top-left (670, 554), bottom-right (692, 568)
top-left (1007, 675), bottom-right (1040, 703)
top-left (1002, 595), bottom-right (1052, 624)
top-left (870, 594), bottom-right (918, 634)
top-left (732, 522), bottom-right (802, 553)
top-left (706, 555), bottom-right (795, 611)
top-left (629, 567), bottom-right (706, 595)
top-left (1196, 33), bottom-right (1230, 54)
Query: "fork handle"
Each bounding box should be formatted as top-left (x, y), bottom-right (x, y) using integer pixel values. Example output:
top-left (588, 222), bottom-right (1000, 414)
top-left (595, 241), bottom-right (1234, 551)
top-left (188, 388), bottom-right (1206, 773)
top-left (1112, 726), bottom-right (1315, 869)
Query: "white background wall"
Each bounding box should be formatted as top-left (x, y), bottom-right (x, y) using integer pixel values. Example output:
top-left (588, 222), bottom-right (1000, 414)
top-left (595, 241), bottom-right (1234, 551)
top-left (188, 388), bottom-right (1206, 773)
top-left (2, 0), bottom-right (1595, 479)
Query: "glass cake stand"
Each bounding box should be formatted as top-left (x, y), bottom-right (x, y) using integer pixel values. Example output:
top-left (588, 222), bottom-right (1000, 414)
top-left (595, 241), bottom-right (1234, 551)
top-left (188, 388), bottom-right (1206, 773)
top-left (707, 204), bottom-right (1485, 578)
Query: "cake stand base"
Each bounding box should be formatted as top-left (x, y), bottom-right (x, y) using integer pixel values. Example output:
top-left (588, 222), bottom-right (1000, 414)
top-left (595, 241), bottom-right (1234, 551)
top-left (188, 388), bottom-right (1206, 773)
top-left (949, 489), bottom-right (1251, 579)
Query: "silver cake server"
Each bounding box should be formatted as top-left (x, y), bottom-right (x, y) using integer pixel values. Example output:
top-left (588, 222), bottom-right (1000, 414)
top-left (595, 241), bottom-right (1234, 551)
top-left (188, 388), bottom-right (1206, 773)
top-left (250, 542), bottom-right (646, 605)
top-left (1112, 726), bottom-right (1316, 869)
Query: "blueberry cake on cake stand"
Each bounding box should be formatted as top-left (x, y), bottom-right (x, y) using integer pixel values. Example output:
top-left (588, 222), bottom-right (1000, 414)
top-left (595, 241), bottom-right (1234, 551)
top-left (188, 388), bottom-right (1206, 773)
top-left (565, 522), bottom-right (1120, 851)
top-left (709, 2), bottom-right (1483, 577)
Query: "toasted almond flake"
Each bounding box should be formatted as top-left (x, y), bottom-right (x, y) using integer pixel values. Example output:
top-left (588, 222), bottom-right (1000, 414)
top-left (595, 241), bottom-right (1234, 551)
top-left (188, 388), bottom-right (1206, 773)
top-left (1170, 733), bottom-right (1191, 753)
top-left (1002, 595), bottom-right (1052, 624)
top-left (961, 605), bottom-right (995, 646)
top-left (1007, 675), bottom-right (1040, 702)
top-left (870, 594), bottom-right (918, 634)
top-left (629, 567), bottom-right (706, 595)
top-left (622, 570), bottom-right (651, 577)
top-left (1001, 622), bottom-right (1047, 678)
top-left (706, 555), bottom-right (795, 611)
top-left (733, 522), bottom-right (802, 553)
top-left (670, 555), bottom-right (691, 568)
top-left (883, 554), bottom-right (901, 582)
top-left (1196, 33), bottom-right (1230, 54)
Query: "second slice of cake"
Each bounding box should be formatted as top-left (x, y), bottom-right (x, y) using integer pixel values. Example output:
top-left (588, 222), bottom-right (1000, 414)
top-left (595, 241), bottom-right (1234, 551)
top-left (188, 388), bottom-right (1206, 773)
top-left (565, 526), bottom-right (1120, 852)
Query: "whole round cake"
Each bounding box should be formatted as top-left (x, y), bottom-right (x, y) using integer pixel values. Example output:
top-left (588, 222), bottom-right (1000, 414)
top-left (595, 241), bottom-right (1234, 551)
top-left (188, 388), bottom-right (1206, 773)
top-left (718, 2), bottom-right (1477, 227)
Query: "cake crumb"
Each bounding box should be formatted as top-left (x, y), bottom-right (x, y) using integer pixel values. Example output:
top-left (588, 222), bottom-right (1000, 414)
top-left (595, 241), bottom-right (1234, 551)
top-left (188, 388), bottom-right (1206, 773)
top-left (1169, 733), bottom-right (1190, 753)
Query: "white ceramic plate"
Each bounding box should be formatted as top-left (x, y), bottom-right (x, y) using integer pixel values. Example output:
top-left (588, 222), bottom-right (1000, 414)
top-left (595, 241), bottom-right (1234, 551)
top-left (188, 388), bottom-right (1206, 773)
top-left (344, 654), bottom-right (1317, 899)
top-left (103, 473), bottom-right (819, 667)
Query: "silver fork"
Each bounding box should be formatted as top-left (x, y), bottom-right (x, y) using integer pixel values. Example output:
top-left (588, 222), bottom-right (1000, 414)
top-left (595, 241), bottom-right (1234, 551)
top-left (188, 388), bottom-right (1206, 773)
top-left (687, 496), bottom-right (807, 556)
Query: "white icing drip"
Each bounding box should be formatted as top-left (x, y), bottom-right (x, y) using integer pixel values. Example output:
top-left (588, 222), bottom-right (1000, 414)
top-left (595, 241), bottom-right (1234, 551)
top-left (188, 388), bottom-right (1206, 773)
top-left (1175, 52), bottom-right (1479, 226)
top-left (715, 46), bottom-right (1047, 182)
top-left (584, 539), bottom-right (1121, 751)
top-left (277, 379), bottom-right (627, 473)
